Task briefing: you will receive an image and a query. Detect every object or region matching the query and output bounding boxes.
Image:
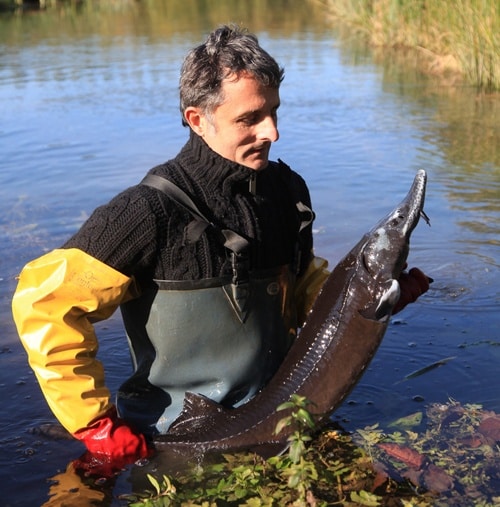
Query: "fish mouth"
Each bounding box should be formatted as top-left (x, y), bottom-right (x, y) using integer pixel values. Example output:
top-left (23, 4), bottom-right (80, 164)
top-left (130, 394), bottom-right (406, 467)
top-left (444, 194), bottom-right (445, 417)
top-left (382, 169), bottom-right (428, 239)
top-left (363, 170), bottom-right (428, 278)
top-left (370, 169), bottom-right (428, 239)
top-left (401, 169), bottom-right (428, 236)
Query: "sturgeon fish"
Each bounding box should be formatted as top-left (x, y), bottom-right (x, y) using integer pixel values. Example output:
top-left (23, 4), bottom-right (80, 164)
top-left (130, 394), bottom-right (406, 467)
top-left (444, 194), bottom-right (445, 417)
top-left (154, 169), bottom-right (428, 457)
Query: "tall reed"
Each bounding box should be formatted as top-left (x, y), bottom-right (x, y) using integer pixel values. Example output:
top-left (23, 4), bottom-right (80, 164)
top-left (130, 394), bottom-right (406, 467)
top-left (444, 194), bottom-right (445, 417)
top-left (321, 0), bottom-right (499, 90)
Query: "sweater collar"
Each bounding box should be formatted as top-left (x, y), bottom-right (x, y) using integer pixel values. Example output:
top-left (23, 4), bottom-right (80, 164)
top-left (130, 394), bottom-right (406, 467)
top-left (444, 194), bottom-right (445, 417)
top-left (177, 130), bottom-right (264, 195)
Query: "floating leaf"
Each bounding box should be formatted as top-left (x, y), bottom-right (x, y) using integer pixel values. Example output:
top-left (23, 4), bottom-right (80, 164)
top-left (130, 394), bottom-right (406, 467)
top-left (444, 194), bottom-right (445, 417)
top-left (356, 424), bottom-right (384, 446)
top-left (388, 411), bottom-right (423, 428)
top-left (398, 356), bottom-right (456, 383)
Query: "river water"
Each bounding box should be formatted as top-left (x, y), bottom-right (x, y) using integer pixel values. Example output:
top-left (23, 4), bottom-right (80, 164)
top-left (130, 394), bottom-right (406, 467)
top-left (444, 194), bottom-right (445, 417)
top-left (0, 1), bottom-right (498, 505)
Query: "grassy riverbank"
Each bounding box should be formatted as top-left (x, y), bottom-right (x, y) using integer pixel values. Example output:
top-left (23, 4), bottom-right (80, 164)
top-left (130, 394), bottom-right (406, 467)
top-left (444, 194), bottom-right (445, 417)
top-left (320, 0), bottom-right (499, 91)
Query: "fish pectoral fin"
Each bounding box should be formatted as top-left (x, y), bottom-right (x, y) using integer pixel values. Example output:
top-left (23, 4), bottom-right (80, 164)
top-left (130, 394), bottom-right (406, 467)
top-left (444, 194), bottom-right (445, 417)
top-left (375, 279), bottom-right (400, 320)
top-left (360, 279), bottom-right (400, 321)
top-left (167, 392), bottom-right (226, 435)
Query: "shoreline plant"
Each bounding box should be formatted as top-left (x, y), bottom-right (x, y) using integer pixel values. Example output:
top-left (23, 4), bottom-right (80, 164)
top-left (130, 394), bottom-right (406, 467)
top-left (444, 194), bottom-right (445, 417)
top-left (318, 0), bottom-right (499, 91)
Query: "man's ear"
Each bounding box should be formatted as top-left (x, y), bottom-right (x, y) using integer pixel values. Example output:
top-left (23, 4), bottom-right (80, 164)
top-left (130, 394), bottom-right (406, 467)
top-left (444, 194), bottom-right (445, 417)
top-left (184, 107), bottom-right (206, 136)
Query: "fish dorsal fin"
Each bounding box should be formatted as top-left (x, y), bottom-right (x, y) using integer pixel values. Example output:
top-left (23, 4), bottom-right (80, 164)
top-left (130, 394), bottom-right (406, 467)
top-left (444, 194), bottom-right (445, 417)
top-left (167, 392), bottom-right (226, 436)
top-left (360, 279), bottom-right (400, 322)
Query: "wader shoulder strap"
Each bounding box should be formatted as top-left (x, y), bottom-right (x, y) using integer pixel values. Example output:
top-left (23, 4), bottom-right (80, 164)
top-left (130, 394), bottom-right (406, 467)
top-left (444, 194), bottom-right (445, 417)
top-left (277, 159), bottom-right (316, 275)
top-left (140, 173), bottom-right (250, 287)
top-left (141, 173), bottom-right (213, 242)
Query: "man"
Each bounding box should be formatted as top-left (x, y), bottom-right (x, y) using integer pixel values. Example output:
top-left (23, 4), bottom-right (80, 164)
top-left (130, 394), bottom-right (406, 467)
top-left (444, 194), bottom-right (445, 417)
top-left (12, 25), bottom-right (430, 469)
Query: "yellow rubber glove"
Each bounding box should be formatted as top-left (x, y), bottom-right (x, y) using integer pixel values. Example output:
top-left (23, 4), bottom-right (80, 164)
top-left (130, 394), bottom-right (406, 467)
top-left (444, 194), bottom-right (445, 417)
top-left (294, 255), bottom-right (330, 327)
top-left (12, 248), bottom-right (138, 434)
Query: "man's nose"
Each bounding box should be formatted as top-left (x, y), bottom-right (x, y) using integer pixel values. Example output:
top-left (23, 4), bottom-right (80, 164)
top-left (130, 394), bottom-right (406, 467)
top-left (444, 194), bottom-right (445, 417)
top-left (257, 115), bottom-right (279, 142)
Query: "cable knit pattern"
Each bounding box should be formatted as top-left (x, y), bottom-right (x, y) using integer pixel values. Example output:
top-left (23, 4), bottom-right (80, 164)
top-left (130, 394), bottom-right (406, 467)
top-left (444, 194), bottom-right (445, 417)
top-left (64, 132), bottom-right (313, 284)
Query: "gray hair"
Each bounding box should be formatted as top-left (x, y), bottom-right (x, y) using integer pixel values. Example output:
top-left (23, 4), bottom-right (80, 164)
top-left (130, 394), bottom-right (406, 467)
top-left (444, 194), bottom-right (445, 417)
top-left (179, 25), bottom-right (284, 126)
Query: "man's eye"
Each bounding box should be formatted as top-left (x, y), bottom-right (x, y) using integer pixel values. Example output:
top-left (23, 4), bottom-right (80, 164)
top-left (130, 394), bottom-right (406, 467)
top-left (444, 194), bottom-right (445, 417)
top-left (239, 115), bottom-right (257, 125)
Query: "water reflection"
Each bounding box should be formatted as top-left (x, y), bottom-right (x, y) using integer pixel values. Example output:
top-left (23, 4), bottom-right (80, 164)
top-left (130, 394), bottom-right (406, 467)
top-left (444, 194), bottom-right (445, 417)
top-left (375, 49), bottom-right (499, 258)
top-left (330, 38), bottom-right (500, 258)
top-left (0, 0), bottom-right (333, 42)
top-left (0, 1), bottom-right (498, 505)
top-left (42, 461), bottom-right (112, 506)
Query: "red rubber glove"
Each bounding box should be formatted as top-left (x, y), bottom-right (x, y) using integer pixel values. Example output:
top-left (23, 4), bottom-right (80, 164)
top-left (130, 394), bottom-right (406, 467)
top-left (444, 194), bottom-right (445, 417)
top-left (73, 408), bottom-right (150, 475)
top-left (392, 267), bottom-right (432, 315)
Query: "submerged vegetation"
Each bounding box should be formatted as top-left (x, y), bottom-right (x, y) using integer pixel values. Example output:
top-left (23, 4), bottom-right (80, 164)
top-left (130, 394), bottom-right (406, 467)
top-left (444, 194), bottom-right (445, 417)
top-left (319, 0), bottom-right (499, 91)
top-left (122, 397), bottom-right (500, 506)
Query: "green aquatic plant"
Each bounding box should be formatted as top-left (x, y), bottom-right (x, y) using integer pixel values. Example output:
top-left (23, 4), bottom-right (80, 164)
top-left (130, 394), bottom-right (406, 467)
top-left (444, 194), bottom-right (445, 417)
top-left (355, 423), bottom-right (385, 459)
top-left (123, 398), bottom-right (499, 506)
top-left (274, 394), bottom-right (316, 464)
top-left (122, 394), bottom-right (321, 506)
top-left (126, 474), bottom-right (177, 507)
top-left (349, 489), bottom-right (382, 506)
top-left (271, 394), bottom-right (319, 503)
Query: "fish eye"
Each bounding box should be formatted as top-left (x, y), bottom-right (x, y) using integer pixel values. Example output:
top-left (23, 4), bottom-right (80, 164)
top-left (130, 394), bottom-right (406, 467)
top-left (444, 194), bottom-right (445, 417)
top-left (390, 214), bottom-right (405, 227)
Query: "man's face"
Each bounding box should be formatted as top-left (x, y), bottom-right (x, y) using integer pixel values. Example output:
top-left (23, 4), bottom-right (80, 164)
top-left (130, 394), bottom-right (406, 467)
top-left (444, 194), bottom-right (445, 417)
top-left (186, 72), bottom-right (280, 171)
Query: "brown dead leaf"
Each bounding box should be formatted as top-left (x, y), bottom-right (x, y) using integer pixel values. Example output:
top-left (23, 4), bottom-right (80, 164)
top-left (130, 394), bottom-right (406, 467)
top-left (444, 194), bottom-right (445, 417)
top-left (371, 461), bottom-right (390, 491)
top-left (422, 463), bottom-right (454, 493)
top-left (456, 435), bottom-right (483, 448)
top-left (377, 442), bottom-right (426, 469)
top-left (478, 416), bottom-right (500, 442)
top-left (401, 467), bottom-right (422, 487)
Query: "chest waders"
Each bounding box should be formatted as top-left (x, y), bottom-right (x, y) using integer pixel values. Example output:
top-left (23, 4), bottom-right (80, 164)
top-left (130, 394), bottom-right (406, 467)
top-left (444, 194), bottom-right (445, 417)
top-left (117, 175), bottom-right (301, 435)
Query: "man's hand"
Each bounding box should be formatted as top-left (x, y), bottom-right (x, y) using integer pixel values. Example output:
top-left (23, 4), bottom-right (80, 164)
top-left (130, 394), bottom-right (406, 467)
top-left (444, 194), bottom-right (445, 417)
top-left (73, 408), bottom-right (151, 476)
top-left (393, 267), bottom-right (432, 315)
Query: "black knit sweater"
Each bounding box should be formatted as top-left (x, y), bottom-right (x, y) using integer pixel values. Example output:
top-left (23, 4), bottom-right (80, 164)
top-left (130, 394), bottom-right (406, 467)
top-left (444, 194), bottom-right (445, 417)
top-left (64, 132), bottom-right (314, 287)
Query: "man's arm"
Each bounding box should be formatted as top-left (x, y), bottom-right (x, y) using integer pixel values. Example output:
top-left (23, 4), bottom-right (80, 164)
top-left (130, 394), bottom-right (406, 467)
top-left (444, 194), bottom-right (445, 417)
top-left (294, 254), bottom-right (431, 325)
top-left (12, 248), bottom-right (148, 461)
